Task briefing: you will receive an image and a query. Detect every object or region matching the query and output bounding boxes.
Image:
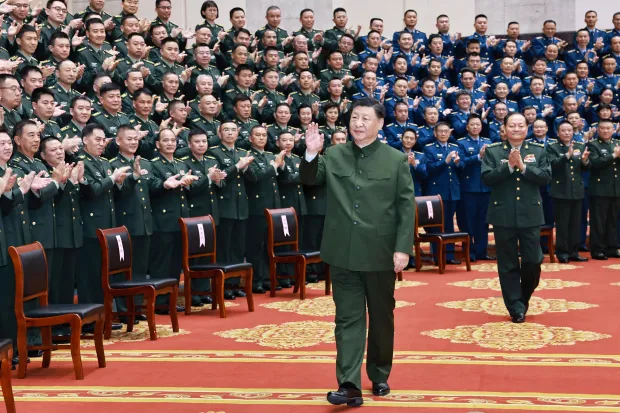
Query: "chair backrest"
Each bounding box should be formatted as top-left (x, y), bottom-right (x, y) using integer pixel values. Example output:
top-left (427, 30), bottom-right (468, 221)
top-left (179, 216), bottom-right (216, 269)
top-left (97, 227), bottom-right (133, 277)
top-left (264, 207), bottom-right (298, 252)
top-left (415, 195), bottom-right (444, 232)
top-left (8, 242), bottom-right (49, 315)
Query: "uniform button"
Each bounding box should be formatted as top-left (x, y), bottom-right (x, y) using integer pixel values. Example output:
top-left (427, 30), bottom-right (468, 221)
top-left (359, 170), bottom-right (362, 174)
top-left (313, 196), bottom-right (316, 199)
top-left (494, 201), bottom-right (497, 205)
top-left (273, 183), bottom-right (275, 186)
top-left (570, 166), bottom-right (573, 169)
top-left (20, 211), bottom-right (23, 215)
top-left (282, 195), bottom-right (286, 199)
top-left (123, 212), bottom-right (126, 215)
top-left (221, 196), bottom-right (224, 199)
top-left (238, 183), bottom-right (241, 187)
top-left (256, 195), bottom-right (259, 198)
top-left (181, 195), bottom-right (184, 199)
top-left (361, 154), bottom-right (365, 158)
top-left (598, 179), bottom-right (601, 182)
top-left (32, 221), bottom-right (36, 225)
top-left (516, 178), bottom-right (520, 181)
top-left (556, 181), bottom-right (559, 184)
top-left (90, 213), bottom-right (94, 216)
top-left (297, 185), bottom-right (300, 188)
top-left (298, 191), bottom-right (301, 194)
top-left (140, 188), bottom-right (143, 191)
top-left (356, 186), bottom-right (360, 190)
top-left (353, 221), bottom-right (358, 225)
top-left (163, 209), bottom-right (166, 213)
top-left (516, 197), bottom-right (520, 200)
top-left (181, 204), bottom-right (184, 207)
top-left (466, 176), bottom-right (469, 179)
top-left (22, 221), bottom-right (25, 224)
top-left (355, 204), bottom-right (359, 208)
top-left (572, 178), bottom-right (575, 181)
top-left (111, 209), bottom-right (114, 212)
top-left (138, 180), bottom-right (141, 183)
top-left (274, 190), bottom-right (277, 193)
top-left (517, 187), bottom-right (520, 190)
top-left (237, 175), bottom-right (240, 178)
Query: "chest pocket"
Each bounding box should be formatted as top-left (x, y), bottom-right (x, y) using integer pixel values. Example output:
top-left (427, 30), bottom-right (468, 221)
top-left (368, 170), bottom-right (390, 180)
top-left (331, 168), bottom-right (352, 178)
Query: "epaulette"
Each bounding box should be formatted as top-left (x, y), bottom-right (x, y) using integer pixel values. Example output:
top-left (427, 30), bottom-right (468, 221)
top-left (535, 36), bottom-right (543, 39)
top-left (77, 47), bottom-right (86, 52)
top-left (530, 142), bottom-right (544, 147)
top-left (258, 26), bottom-right (266, 31)
top-left (449, 143), bottom-right (459, 147)
top-left (487, 142), bottom-right (502, 147)
top-left (386, 123), bottom-right (394, 127)
top-left (151, 157), bottom-right (160, 162)
top-left (154, 62), bottom-right (161, 67)
top-left (206, 155), bottom-right (216, 159)
top-left (78, 154), bottom-right (86, 159)
top-left (292, 154), bottom-right (300, 158)
top-left (457, 137), bottom-right (467, 140)
top-left (115, 14), bottom-right (122, 18)
top-left (9, 56), bottom-right (18, 61)
top-left (320, 69), bottom-right (328, 72)
top-left (92, 112), bottom-right (101, 116)
top-left (219, 147), bottom-right (226, 151)
top-left (114, 38), bottom-right (123, 43)
top-left (312, 94), bottom-right (319, 98)
top-left (50, 120), bottom-right (57, 125)
top-left (11, 157), bottom-right (21, 162)
top-left (40, 59), bottom-right (50, 65)
top-left (191, 118), bottom-right (200, 122)
top-left (180, 156), bottom-right (189, 160)
top-left (265, 151), bottom-right (273, 154)
top-left (60, 126), bottom-right (70, 131)
top-left (550, 141), bottom-right (560, 145)
top-left (596, 75), bottom-right (603, 79)
top-left (425, 143), bottom-right (434, 146)
top-left (414, 151), bottom-right (423, 154)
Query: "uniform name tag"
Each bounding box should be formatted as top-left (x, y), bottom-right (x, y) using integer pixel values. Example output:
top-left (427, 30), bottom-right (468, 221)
top-left (197, 223), bottom-right (205, 247)
top-left (115, 235), bottom-right (125, 261)
top-left (281, 215), bottom-right (290, 237)
top-left (524, 154), bottom-right (536, 163)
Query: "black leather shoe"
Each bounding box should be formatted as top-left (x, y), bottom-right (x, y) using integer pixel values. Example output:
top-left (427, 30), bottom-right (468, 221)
top-left (578, 245), bottom-right (590, 252)
top-left (191, 299), bottom-right (204, 307)
top-left (607, 251), bottom-right (620, 258)
top-left (201, 296), bottom-right (213, 305)
top-left (28, 350), bottom-right (43, 358)
top-left (279, 280), bottom-right (292, 288)
top-left (112, 322), bottom-right (123, 330)
top-left (478, 255), bottom-right (496, 260)
top-left (118, 317), bottom-right (140, 325)
top-left (511, 313), bottom-right (526, 323)
top-left (263, 283), bottom-right (282, 291)
top-left (326, 383), bottom-right (363, 407)
top-left (592, 252), bottom-right (608, 260)
top-left (446, 259), bottom-right (461, 265)
top-left (372, 382), bottom-right (390, 396)
top-left (306, 274), bottom-right (319, 283)
top-left (569, 255), bottom-right (588, 262)
top-left (233, 289), bottom-right (246, 297)
top-left (469, 256), bottom-right (477, 263)
top-left (224, 290), bottom-right (236, 300)
top-left (135, 314), bottom-right (147, 321)
top-left (252, 287), bottom-right (266, 294)
top-left (558, 257), bottom-right (569, 263)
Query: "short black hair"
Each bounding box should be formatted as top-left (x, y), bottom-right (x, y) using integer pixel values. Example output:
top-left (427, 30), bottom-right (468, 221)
top-left (31, 87), bottom-right (55, 104)
top-left (19, 65), bottom-right (42, 80)
top-left (85, 18), bottom-right (104, 32)
top-left (188, 128), bottom-right (208, 142)
top-left (504, 111), bottom-right (526, 126)
top-left (235, 64), bottom-right (253, 75)
top-left (161, 37), bottom-right (179, 48)
top-left (350, 97), bottom-right (385, 119)
top-left (82, 123), bottom-right (105, 139)
top-left (299, 8), bottom-right (313, 18)
top-left (17, 25), bottom-right (37, 39)
top-left (200, 0), bottom-right (219, 19)
top-left (133, 87), bottom-right (153, 101)
top-left (233, 94), bottom-right (251, 106)
top-left (229, 7), bottom-right (244, 19)
top-left (475, 14), bottom-right (488, 20)
top-left (99, 82), bottom-right (121, 96)
top-left (13, 120), bottom-right (38, 140)
top-left (49, 31), bottom-right (70, 46)
top-left (333, 7), bottom-right (346, 17)
top-left (70, 95), bottom-right (92, 109)
top-left (121, 13), bottom-right (139, 25)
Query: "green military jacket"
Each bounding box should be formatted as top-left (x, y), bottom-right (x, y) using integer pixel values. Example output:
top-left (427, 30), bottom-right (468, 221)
top-left (481, 141), bottom-right (552, 228)
top-left (244, 147), bottom-right (285, 216)
top-left (251, 88), bottom-right (287, 124)
top-left (128, 114), bottom-right (159, 159)
top-left (304, 182), bottom-right (327, 215)
top-left (149, 153), bottom-right (190, 232)
top-left (10, 51), bottom-right (38, 80)
top-left (189, 114), bottom-right (221, 147)
top-left (91, 109), bottom-right (131, 158)
top-left (35, 116), bottom-right (63, 140)
top-left (152, 60), bottom-right (185, 94)
top-left (77, 150), bottom-right (116, 238)
top-left (75, 42), bottom-right (113, 90)
top-left (110, 154), bottom-right (154, 237)
top-left (207, 144), bottom-right (249, 220)
top-left (233, 117), bottom-right (260, 150)
top-left (9, 153), bottom-right (58, 249)
top-left (41, 55), bottom-right (61, 87)
top-left (292, 27), bottom-right (322, 51)
top-left (20, 95), bottom-right (33, 119)
top-left (115, 57), bottom-right (157, 91)
top-left (587, 137), bottom-right (620, 198)
top-left (289, 91), bottom-right (320, 125)
top-left (109, 11), bottom-right (130, 41)
top-left (45, 163), bottom-right (83, 249)
top-left (255, 25), bottom-right (289, 48)
top-left (50, 84), bottom-right (81, 114)
top-left (0, 106), bottom-right (22, 135)
top-left (181, 154), bottom-right (220, 224)
top-left (318, 67), bottom-right (352, 93)
top-left (300, 139), bottom-right (415, 271)
top-left (60, 121), bottom-right (84, 139)
top-left (546, 140), bottom-right (589, 200)
top-left (0, 167), bottom-right (28, 265)
top-left (222, 85), bottom-right (253, 120)
top-left (266, 124), bottom-right (297, 153)
top-left (279, 154), bottom-right (306, 215)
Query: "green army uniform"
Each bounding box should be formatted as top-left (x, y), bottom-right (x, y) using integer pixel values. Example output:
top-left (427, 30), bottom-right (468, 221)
top-left (546, 141), bottom-right (589, 260)
top-left (185, 64), bottom-right (222, 99)
top-left (319, 98), bottom-right (351, 124)
top-left (111, 154), bottom-right (155, 313)
top-left (90, 109), bottom-right (131, 158)
top-left (121, 91), bottom-right (135, 115)
top-left (481, 141), bottom-right (551, 317)
top-left (202, 21), bottom-right (224, 48)
top-left (128, 114), bottom-right (159, 159)
top-left (34, 117), bottom-right (63, 140)
top-left (233, 117), bottom-right (260, 149)
top-left (222, 85), bottom-right (252, 120)
top-left (75, 42), bottom-right (113, 93)
top-left (0, 106), bottom-right (22, 135)
top-left (255, 25), bottom-right (289, 48)
top-left (76, 150), bottom-right (117, 304)
top-left (586, 137), bottom-right (620, 256)
top-left (60, 121), bottom-right (84, 140)
top-left (10, 51), bottom-right (39, 80)
top-left (112, 35), bottom-right (129, 58)
top-left (39, 21), bottom-right (67, 56)
top-left (19, 95), bottom-right (33, 119)
top-left (324, 27), bottom-right (348, 46)
top-left (151, 60), bottom-right (185, 94)
top-left (251, 88), bottom-right (287, 124)
top-left (115, 57), bottom-right (157, 91)
top-left (73, 6), bottom-right (112, 22)
top-left (319, 67), bottom-right (352, 95)
top-left (302, 173), bottom-right (327, 277)
top-left (207, 144), bottom-right (250, 288)
top-left (219, 27), bottom-right (240, 53)
top-left (245, 147), bottom-right (286, 288)
top-left (41, 55), bottom-right (61, 87)
top-left (320, 124), bottom-right (346, 147)
top-left (289, 90), bottom-right (320, 126)
top-left (50, 84), bottom-right (81, 112)
top-left (266, 124), bottom-right (297, 153)
top-left (292, 27), bottom-right (322, 51)
top-left (109, 11), bottom-right (130, 41)
top-left (173, 128), bottom-right (191, 159)
top-left (341, 52), bottom-right (360, 70)
top-left (151, 16), bottom-right (186, 49)
top-left (149, 153), bottom-right (190, 307)
top-left (0, 166), bottom-right (31, 350)
top-left (0, 46), bottom-right (10, 60)
top-left (189, 114), bottom-right (221, 147)
top-left (299, 139), bottom-right (415, 391)
top-left (181, 153), bottom-right (220, 302)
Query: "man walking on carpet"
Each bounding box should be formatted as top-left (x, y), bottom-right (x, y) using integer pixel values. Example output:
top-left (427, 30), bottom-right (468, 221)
top-left (481, 112), bottom-right (551, 323)
top-left (300, 97), bottom-right (415, 407)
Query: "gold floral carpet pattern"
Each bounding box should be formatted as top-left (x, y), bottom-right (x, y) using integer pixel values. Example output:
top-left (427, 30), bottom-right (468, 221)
top-left (6, 258), bottom-right (620, 412)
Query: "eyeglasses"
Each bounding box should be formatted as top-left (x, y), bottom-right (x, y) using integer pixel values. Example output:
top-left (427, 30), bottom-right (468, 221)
top-left (0, 86), bottom-right (22, 92)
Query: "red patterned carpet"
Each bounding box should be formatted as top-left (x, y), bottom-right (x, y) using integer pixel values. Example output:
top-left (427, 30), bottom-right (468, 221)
top-left (5, 255), bottom-right (620, 412)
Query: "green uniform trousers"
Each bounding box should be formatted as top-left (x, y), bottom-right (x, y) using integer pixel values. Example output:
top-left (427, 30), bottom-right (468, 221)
top-left (246, 215), bottom-right (270, 288)
top-left (0, 264), bottom-right (17, 348)
top-left (149, 231), bottom-right (182, 307)
top-left (116, 235), bottom-right (150, 313)
top-left (552, 198), bottom-right (582, 259)
top-left (217, 218), bottom-right (246, 287)
top-left (50, 248), bottom-right (79, 336)
top-left (494, 226), bottom-right (543, 316)
top-left (77, 238), bottom-right (104, 304)
top-left (331, 265), bottom-right (396, 390)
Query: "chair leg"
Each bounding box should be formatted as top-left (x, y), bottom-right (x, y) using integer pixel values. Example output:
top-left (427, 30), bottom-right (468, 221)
top-left (292, 265), bottom-right (300, 294)
top-left (126, 295), bottom-right (135, 332)
top-left (415, 243), bottom-right (422, 272)
top-left (218, 274), bottom-right (226, 318)
top-left (245, 270), bottom-right (254, 312)
top-left (145, 290), bottom-right (157, 340)
top-left (548, 232), bottom-right (556, 263)
top-left (41, 325), bottom-right (52, 368)
top-left (17, 326), bottom-right (27, 379)
top-left (69, 317), bottom-right (84, 380)
top-left (438, 243), bottom-right (445, 274)
top-left (325, 264), bottom-right (331, 296)
top-left (211, 277), bottom-right (218, 311)
top-left (269, 260), bottom-right (277, 297)
top-left (299, 259), bottom-right (307, 300)
top-left (464, 238), bottom-right (472, 271)
top-left (1, 349), bottom-right (16, 413)
top-left (397, 271), bottom-right (403, 281)
top-left (103, 298), bottom-right (113, 340)
top-left (169, 286), bottom-right (180, 333)
top-left (94, 317), bottom-right (106, 368)
top-left (184, 273), bottom-right (192, 315)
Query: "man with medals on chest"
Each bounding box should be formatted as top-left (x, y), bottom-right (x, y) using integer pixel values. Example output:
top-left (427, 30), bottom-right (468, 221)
top-left (181, 129), bottom-right (226, 306)
top-left (149, 129), bottom-right (198, 314)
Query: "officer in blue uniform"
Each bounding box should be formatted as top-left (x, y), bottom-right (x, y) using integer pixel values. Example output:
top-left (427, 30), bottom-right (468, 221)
top-left (448, 90), bottom-right (476, 139)
top-left (383, 101), bottom-right (418, 150)
top-left (423, 122), bottom-right (463, 264)
top-left (401, 128), bottom-right (427, 197)
top-left (457, 114), bottom-right (494, 261)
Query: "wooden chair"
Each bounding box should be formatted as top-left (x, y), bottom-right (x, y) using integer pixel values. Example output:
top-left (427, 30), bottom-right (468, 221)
top-left (97, 227), bottom-right (180, 341)
top-left (179, 216), bottom-right (254, 318)
top-left (414, 195), bottom-right (472, 274)
top-left (265, 207), bottom-right (330, 299)
top-left (540, 225), bottom-right (556, 263)
top-left (0, 339), bottom-right (15, 413)
top-left (9, 242), bottom-right (106, 380)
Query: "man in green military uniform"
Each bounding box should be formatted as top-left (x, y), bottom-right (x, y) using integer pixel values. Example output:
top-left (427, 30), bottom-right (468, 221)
top-left (221, 65), bottom-right (255, 119)
top-left (289, 69), bottom-right (321, 126)
top-left (149, 129), bottom-right (197, 313)
top-left (482, 112), bottom-right (552, 324)
top-left (39, 137), bottom-right (84, 337)
top-left (546, 121), bottom-right (590, 263)
top-left (75, 19), bottom-right (114, 93)
top-left (60, 95), bottom-right (92, 140)
top-left (252, 68), bottom-right (288, 124)
top-left (18, 66), bottom-right (43, 120)
top-left (91, 83), bottom-right (131, 158)
top-left (10, 26), bottom-right (41, 78)
top-left (300, 98), bottom-right (415, 405)
top-left (115, 33), bottom-right (157, 92)
top-left (232, 95), bottom-right (260, 149)
top-left (254, 6), bottom-right (289, 48)
top-left (151, 38), bottom-right (192, 95)
top-left (49, 61), bottom-right (81, 126)
top-left (31, 87), bottom-right (63, 139)
top-left (73, 0), bottom-right (113, 23)
top-left (128, 88), bottom-right (161, 160)
top-left (77, 124), bottom-right (130, 311)
top-left (586, 119), bottom-right (620, 260)
top-left (208, 121), bottom-right (254, 297)
top-left (110, 14), bottom-right (140, 58)
top-left (41, 32), bottom-right (71, 87)
top-left (189, 95), bottom-right (221, 147)
top-left (151, 0), bottom-right (188, 48)
top-left (0, 75), bottom-right (24, 135)
top-left (181, 129), bottom-right (226, 305)
top-left (267, 104), bottom-right (298, 153)
top-left (109, 0), bottom-right (140, 41)
top-left (110, 125), bottom-right (155, 321)
top-left (245, 125), bottom-right (287, 292)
